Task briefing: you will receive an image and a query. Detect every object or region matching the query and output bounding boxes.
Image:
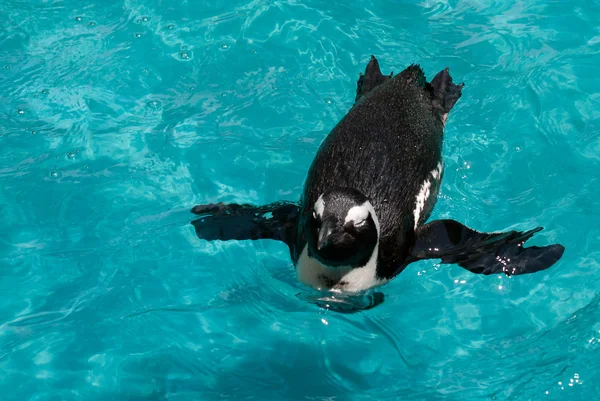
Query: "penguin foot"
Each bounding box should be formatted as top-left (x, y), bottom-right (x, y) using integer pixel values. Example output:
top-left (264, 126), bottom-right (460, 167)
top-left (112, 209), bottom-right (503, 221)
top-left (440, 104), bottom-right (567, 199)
top-left (355, 55), bottom-right (393, 104)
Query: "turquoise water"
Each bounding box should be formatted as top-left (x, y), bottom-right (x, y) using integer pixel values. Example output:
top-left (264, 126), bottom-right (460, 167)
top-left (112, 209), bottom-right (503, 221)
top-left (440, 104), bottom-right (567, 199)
top-left (1, 0), bottom-right (599, 399)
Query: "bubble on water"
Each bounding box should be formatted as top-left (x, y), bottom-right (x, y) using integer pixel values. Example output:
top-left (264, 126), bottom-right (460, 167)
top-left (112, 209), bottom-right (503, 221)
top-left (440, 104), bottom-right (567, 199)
top-left (75, 16), bottom-right (82, 22)
top-left (31, 130), bottom-right (36, 135)
top-left (252, 49), bottom-right (257, 54)
top-left (41, 89), bottom-right (49, 95)
top-left (515, 146), bottom-right (521, 151)
top-left (66, 152), bottom-right (75, 160)
top-left (167, 24), bottom-right (174, 29)
top-left (4, 65), bottom-right (9, 69)
top-left (142, 16), bottom-right (149, 22)
top-left (136, 19), bottom-right (142, 23)
top-left (180, 52), bottom-right (190, 60)
top-left (324, 98), bottom-right (333, 104)
top-left (147, 100), bottom-right (160, 109)
top-left (89, 21), bottom-right (96, 27)
top-left (220, 43), bottom-right (230, 50)
top-left (17, 109), bottom-right (24, 115)
top-left (221, 93), bottom-right (227, 97)
top-left (50, 171), bottom-right (58, 178)
top-left (135, 33), bottom-right (142, 38)
top-left (85, 165), bottom-right (89, 169)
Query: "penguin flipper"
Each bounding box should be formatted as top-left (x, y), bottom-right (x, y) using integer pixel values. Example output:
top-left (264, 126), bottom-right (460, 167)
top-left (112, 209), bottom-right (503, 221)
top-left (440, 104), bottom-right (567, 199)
top-left (409, 219), bottom-right (565, 276)
top-left (190, 201), bottom-right (300, 249)
top-left (355, 55), bottom-right (393, 103)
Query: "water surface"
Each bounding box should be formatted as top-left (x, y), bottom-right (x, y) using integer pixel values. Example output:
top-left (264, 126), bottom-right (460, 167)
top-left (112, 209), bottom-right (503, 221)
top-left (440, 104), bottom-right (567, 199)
top-left (1, 0), bottom-right (600, 400)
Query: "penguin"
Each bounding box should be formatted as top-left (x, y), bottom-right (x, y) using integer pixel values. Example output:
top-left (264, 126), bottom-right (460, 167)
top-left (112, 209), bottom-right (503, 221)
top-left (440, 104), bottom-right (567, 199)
top-left (189, 56), bottom-right (565, 310)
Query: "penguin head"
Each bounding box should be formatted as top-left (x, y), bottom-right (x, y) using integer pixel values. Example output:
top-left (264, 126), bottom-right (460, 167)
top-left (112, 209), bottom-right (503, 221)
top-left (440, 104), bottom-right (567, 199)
top-left (306, 188), bottom-right (379, 268)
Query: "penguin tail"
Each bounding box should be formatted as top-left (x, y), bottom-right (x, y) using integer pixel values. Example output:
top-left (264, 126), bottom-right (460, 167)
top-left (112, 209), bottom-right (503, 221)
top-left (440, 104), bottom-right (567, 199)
top-left (428, 67), bottom-right (464, 124)
top-left (355, 55), bottom-right (393, 103)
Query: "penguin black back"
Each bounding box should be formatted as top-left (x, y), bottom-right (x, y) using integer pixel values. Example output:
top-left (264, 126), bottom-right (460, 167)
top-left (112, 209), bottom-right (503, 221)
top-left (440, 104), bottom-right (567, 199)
top-left (299, 58), bottom-right (460, 275)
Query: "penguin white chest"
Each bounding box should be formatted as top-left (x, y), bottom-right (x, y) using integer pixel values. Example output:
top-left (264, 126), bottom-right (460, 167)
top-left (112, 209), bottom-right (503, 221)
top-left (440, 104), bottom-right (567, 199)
top-left (295, 245), bottom-right (385, 293)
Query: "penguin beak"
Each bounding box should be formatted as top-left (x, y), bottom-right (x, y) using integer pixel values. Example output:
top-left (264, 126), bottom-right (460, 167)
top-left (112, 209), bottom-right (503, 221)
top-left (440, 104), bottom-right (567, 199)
top-left (317, 221), bottom-right (335, 251)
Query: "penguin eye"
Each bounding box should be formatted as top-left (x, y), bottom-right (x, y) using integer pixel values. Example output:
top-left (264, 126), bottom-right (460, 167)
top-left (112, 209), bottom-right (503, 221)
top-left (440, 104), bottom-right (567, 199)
top-left (311, 211), bottom-right (321, 226)
top-left (354, 219), bottom-right (366, 228)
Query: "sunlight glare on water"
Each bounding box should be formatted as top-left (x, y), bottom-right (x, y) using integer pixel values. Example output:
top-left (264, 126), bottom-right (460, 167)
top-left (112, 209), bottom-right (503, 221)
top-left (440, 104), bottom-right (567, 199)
top-left (1, 0), bottom-right (600, 400)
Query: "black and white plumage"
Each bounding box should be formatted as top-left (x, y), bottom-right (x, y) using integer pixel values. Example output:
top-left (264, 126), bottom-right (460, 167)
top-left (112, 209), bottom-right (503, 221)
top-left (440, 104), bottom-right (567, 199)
top-left (190, 56), bottom-right (565, 311)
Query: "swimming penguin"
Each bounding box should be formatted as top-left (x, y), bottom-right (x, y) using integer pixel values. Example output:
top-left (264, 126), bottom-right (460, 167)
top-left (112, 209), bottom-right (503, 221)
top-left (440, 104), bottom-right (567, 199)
top-left (190, 56), bottom-right (565, 310)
